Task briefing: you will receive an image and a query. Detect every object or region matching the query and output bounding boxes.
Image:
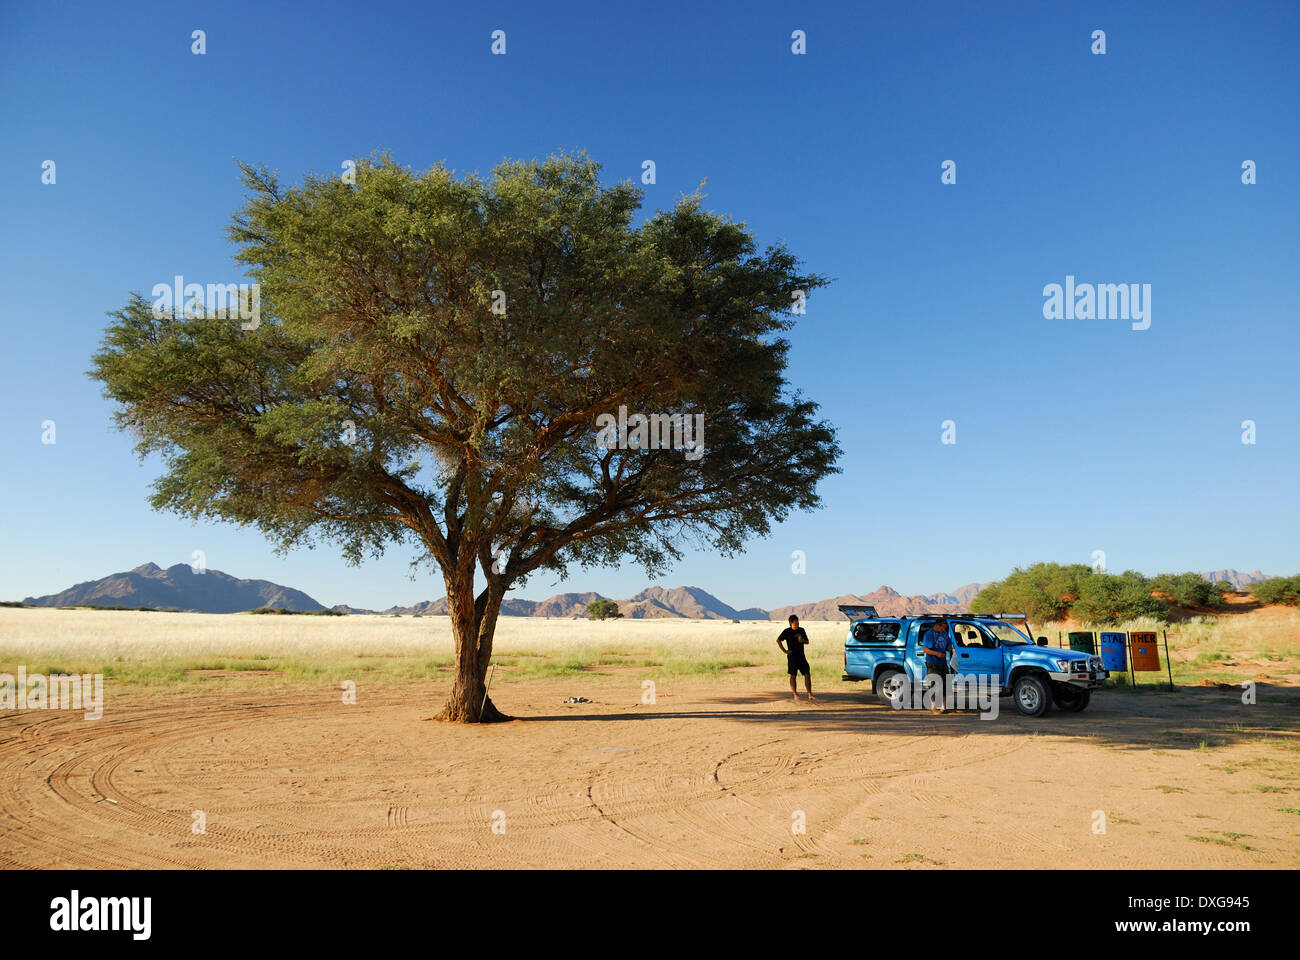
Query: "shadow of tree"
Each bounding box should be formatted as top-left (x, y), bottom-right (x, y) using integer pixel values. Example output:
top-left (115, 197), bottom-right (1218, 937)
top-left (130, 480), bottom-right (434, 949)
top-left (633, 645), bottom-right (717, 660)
top-left (520, 684), bottom-right (1300, 752)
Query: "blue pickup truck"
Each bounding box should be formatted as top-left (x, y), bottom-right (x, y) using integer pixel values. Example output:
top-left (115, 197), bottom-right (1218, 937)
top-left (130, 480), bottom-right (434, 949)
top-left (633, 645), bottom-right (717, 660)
top-left (838, 604), bottom-right (1107, 716)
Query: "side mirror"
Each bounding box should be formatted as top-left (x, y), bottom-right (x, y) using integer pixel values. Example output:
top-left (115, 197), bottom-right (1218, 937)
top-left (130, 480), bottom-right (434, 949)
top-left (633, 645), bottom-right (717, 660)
top-left (1036, 637), bottom-right (1048, 646)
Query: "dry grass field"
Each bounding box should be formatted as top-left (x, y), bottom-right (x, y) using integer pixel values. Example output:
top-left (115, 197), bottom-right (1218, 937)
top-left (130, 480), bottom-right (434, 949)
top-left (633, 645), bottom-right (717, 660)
top-left (1, 605), bottom-right (1298, 869)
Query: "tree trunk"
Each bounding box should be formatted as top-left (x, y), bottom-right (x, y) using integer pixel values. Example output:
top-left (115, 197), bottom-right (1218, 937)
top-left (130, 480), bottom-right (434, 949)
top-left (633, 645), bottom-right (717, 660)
top-left (435, 568), bottom-right (510, 723)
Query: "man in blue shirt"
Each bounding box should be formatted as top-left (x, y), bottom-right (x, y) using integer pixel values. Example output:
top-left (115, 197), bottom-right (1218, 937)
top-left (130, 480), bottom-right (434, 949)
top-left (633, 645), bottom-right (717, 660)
top-left (920, 619), bottom-right (953, 714)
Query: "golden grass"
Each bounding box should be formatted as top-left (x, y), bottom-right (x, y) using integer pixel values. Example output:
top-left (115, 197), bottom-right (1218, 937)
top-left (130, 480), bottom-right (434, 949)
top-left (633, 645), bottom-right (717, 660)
top-left (0, 607), bottom-right (845, 687)
top-left (1, 605), bottom-right (1295, 689)
top-left (1035, 610), bottom-right (1300, 684)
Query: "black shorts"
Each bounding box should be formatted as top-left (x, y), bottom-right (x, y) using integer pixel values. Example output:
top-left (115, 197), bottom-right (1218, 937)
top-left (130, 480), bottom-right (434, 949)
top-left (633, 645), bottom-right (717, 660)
top-left (926, 661), bottom-right (949, 679)
top-left (787, 653), bottom-right (810, 676)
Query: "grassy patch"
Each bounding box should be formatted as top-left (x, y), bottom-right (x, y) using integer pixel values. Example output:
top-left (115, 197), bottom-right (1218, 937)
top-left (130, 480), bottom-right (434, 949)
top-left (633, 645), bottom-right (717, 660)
top-left (1188, 834), bottom-right (1254, 851)
top-left (898, 853), bottom-right (944, 866)
top-left (503, 657), bottom-right (591, 679)
top-left (655, 658), bottom-right (755, 676)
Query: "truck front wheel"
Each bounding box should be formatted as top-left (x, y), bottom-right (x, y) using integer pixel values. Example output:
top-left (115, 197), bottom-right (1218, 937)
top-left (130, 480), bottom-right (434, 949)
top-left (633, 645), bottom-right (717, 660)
top-left (1013, 674), bottom-right (1052, 717)
top-left (1053, 685), bottom-right (1091, 712)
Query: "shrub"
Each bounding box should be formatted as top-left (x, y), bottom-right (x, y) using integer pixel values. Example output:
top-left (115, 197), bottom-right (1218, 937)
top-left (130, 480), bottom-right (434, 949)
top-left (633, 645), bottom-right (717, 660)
top-left (972, 563), bottom-right (1215, 624)
top-left (1150, 572), bottom-right (1223, 609)
top-left (1251, 576), bottom-right (1300, 607)
top-left (1073, 572), bottom-right (1167, 624)
top-left (585, 599), bottom-right (623, 621)
top-left (970, 563), bottom-right (1090, 622)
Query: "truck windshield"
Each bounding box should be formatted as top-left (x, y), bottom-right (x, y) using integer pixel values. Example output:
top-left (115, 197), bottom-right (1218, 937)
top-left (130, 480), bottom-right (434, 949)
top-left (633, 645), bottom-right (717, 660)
top-left (982, 621), bottom-right (1032, 645)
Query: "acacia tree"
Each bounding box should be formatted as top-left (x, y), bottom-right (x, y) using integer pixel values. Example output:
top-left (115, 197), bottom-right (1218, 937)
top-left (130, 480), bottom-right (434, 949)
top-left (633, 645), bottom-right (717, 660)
top-left (585, 599), bottom-right (623, 621)
top-left (91, 153), bottom-right (840, 722)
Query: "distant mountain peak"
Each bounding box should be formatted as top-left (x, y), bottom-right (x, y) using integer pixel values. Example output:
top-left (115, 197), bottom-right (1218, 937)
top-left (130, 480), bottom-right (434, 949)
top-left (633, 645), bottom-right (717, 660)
top-left (1200, 569), bottom-right (1273, 589)
top-left (24, 562), bottom-right (324, 614)
top-left (616, 585), bottom-right (767, 620)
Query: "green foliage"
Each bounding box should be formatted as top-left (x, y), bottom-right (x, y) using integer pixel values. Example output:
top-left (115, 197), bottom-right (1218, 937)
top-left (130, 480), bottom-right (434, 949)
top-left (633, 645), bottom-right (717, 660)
top-left (972, 563), bottom-right (1233, 625)
top-left (585, 599), bottom-right (623, 621)
top-left (1072, 571), bottom-right (1167, 624)
top-left (248, 607), bottom-right (345, 616)
top-left (1150, 572), bottom-right (1223, 608)
top-left (1251, 576), bottom-right (1300, 607)
top-left (89, 151), bottom-right (840, 595)
top-left (969, 563), bottom-right (1091, 622)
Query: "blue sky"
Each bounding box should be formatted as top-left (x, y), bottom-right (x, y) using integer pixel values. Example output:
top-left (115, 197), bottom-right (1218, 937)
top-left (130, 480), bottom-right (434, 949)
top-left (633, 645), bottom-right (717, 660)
top-left (1, 1), bottom-right (1296, 610)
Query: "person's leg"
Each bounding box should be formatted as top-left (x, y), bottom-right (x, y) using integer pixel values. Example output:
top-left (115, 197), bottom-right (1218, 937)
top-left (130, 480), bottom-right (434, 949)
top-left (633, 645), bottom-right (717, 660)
top-left (788, 668), bottom-right (799, 700)
top-left (926, 665), bottom-right (944, 712)
top-left (803, 667), bottom-right (815, 700)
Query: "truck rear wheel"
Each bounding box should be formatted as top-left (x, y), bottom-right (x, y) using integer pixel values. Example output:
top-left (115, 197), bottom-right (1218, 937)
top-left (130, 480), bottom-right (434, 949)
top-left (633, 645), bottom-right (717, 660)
top-left (1013, 674), bottom-right (1052, 717)
top-left (876, 668), bottom-right (906, 706)
top-left (1053, 686), bottom-right (1091, 712)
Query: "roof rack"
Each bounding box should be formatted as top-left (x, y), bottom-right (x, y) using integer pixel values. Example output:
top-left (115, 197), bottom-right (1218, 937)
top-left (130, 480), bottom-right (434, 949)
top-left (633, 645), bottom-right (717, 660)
top-left (836, 607), bottom-right (1030, 622)
top-left (850, 611), bottom-right (1029, 620)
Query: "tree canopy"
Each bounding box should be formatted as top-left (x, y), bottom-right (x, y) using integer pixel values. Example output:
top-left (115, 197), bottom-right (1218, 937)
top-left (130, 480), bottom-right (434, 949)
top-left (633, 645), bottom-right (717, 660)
top-left (585, 599), bottom-right (623, 621)
top-left (970, 562), bottom-right (1225, 625)
top-left (1250, 576), bottom-right (1300, 607)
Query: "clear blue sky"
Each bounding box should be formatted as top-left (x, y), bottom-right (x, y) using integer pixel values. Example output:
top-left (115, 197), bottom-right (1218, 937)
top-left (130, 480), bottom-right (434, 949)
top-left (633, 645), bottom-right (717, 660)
top-left (1, 1), bottom-right (1296, 610)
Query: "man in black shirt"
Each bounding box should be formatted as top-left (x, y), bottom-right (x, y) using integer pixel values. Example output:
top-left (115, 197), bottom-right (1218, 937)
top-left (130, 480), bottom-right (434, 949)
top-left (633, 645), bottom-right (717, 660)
top-left (777, 615), bottom-right (815, 702)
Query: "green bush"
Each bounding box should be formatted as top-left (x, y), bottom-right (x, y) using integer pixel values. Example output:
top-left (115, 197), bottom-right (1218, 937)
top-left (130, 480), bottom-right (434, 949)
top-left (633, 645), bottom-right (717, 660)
top-left (585, 599), bottom-right (623, 621)
top-left (1150, 572), bottom-right (1222, 608)
top-left (248, 607), bottom-right (345, 616)
top-left (970, 563), bottom-right (1090, 622)
top-left (1073, 571), bottom-right (1167, 624)
top-left (1251, 576), bottom-right (1300, 607)
top-left (973, 563), bottom-right (1229, 624)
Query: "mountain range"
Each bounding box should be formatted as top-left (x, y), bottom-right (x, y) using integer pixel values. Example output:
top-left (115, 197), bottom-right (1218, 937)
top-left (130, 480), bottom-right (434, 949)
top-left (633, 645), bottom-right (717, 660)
top-left (768, 582), bottom-right (993, 622)
top-left (334, 586), bottom-right (769, 619)
top-left (19, 564), bottom-right (1275, 619)
top-left (22, 562), bottom-right (325, 614)
top-left (1200, 569), bottom-right (1273, 590)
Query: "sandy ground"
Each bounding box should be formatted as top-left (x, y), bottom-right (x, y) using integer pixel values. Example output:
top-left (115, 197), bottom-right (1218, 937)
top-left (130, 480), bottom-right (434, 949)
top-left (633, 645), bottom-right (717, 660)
top-left (2, 677), bottom-right (1298, 869)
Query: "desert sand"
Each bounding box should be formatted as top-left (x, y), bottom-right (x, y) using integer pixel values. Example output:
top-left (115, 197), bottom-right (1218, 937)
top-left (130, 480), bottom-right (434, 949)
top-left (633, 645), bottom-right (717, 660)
top-left (2, 676), bottom-right (1297, 869)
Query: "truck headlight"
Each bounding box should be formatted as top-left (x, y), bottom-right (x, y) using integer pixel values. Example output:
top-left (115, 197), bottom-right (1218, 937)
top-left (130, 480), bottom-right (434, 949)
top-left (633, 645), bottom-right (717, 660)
top-left (1055, 659), bottom-right (1074, 672)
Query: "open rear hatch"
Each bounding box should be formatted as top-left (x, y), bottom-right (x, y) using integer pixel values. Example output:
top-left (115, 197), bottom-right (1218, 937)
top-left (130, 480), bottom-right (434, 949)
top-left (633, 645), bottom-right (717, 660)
top-left (837, 604), bottom-right (879, 619)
